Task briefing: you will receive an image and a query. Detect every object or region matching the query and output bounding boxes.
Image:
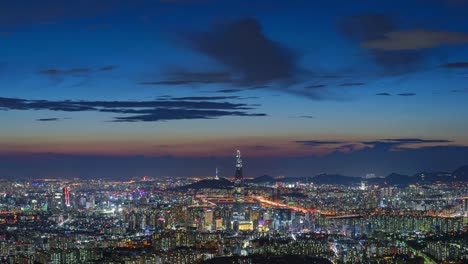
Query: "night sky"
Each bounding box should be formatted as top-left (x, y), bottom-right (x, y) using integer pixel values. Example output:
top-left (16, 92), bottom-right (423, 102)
top-left (1, 0), bottom-right (468, 179)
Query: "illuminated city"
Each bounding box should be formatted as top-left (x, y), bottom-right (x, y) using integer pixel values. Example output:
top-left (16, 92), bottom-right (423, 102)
top-left (1, 1), bottom-right (468, 263)
top-left (0, 151), bottom-right (466, 263)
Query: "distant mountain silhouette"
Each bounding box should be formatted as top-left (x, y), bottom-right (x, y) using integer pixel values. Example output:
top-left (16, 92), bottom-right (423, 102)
top-left (375, 173), bottom-right (413, 185)
top-left (245, 164), bottom-right (468, 186)
top-left (181, 165), bottom-right (468, 189)
top-left (412, 171), bottom-right (455, 182)
top-left (247, 174), bottom-right (276, 183)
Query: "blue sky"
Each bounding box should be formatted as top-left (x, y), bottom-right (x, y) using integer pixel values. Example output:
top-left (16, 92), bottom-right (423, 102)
top-left (1, 0), bottom-right (468, 178)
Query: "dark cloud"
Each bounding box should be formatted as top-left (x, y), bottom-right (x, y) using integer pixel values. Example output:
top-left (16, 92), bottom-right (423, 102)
top-left (147, 18), bottom-right (333, 100)
top-left (150, 19), bottom-right (346, 100)
top-left (284, 89), bottom-right (326, 100)
top-left (140, 81), bottom-right (190, 85)
top-left (40, 68), bottom-right (91, 75)
top-left (100, 65), bottom-right (117, 71)
top-left (298, 115), bottom-right (314, 119)
top-left (36, 118), bottom-right (60, 122)
top-left (159, 96), bottom-right (240, 100)
top-left (440, 62), bottom-right (468, 68)
top-left (40, 66), bottom-right (117, 76)
top-left (297, 138), bottom-right (452, 152)
top-left (304, 84), bottom-right (327, 89)
top-left (184, 18), bottom-right (297, 85)
top-left (251, 85), bottom-right (270, 89)
top-left (216, 89), bottom-right (242, 93)
top-left (0, 97), bottom-right (265, 122)
top-left (362, 138), bottom-right (452, 151)
top-left (314, 75), bottom-right (347, 79)
top-left (141, 71), bottom-right (233, 85)
top-left (380, 138), bottom-right (452, 144)
top-left (398, 93), bottom-right (416, 96)
top-left (337, 14), bottom-right (425, 74)
top-left (339, 82), bottom-right (365, 86)
top-left (376, 92), bottom-right (391, 96)
top-left (112, 109), bottom-right (265, 122)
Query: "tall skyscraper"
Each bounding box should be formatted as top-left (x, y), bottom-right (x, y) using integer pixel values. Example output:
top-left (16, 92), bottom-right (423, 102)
top-left (234, 150), bottom-right (243, 187)
top-left (232, 150), bottom-right (245, 229)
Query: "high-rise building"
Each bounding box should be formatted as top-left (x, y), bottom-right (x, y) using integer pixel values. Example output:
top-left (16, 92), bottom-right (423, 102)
top-left (62, 186), bottom-right (70, 208)
top-left (234, 150), bottom-right (243, 186)
top-left (232, 150), bottom-right (245, 229)
top-left (204, 208), bottom-right (213, 230)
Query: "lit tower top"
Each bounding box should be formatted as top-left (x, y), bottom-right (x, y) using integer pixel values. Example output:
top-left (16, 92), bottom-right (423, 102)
top-left (234, 149), bottom-right (243, 187)
top-left (215, 167), bottom-right (219, 180)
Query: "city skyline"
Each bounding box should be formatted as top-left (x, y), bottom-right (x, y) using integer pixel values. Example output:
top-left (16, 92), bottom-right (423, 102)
top-left (2, 0), bottom-right (468, 178)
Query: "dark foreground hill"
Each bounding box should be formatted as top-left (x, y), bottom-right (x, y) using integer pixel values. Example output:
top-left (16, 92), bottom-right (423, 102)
top-left (176, 177), bottom-right (233, 190)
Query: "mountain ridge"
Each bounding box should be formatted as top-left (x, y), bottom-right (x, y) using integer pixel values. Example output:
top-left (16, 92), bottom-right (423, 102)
top-left (177, 165), bottom-right (468, 189)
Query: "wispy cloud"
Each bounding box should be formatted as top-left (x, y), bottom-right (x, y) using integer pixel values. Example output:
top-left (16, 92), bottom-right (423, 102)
top-left (339, 82), bottom-right (365, 86)
top-left (40, 68), bottom-right (91, 75)
top-left (140, 71), bottom-right (233, 85)
top-left (304, 84), bottom-right (327, 89)
top-left (36, 118), bottom-right (61, 122)
top-left (100, 65), bottom-right (117, 71)
top-left (0, 97), bottom-right (265, 122)
top-left (296, 138), bottom-right (453, 152)
top-left (216, 89), bottom-right (242, 93)
top-left (158, 96), bottom-right (242, 100)
top-left (39, 66), bottom-right (117, 76)
top-left (362, 138), bottom-right (452, 150)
